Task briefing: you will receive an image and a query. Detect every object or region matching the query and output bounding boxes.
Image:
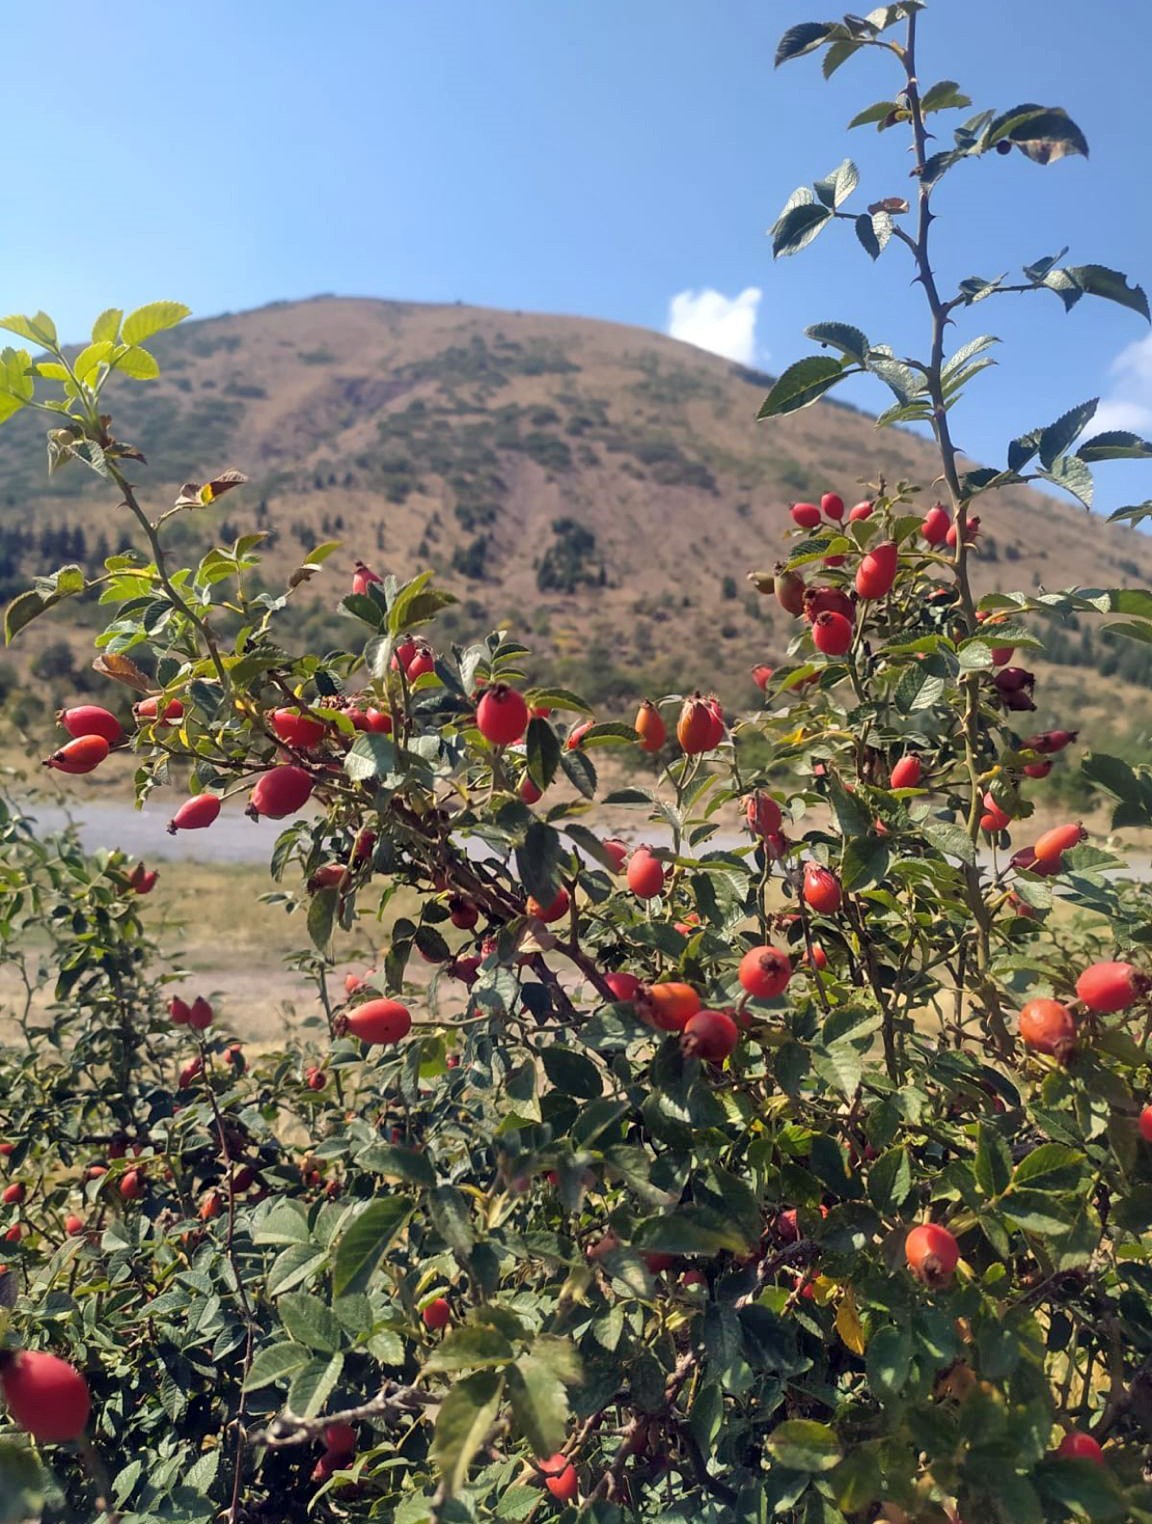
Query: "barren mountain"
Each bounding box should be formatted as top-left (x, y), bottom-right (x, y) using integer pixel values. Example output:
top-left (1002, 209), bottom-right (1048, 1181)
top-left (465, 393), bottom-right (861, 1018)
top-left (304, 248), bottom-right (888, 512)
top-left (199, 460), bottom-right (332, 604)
top-left (2, 295), bottom-right (1149, 703)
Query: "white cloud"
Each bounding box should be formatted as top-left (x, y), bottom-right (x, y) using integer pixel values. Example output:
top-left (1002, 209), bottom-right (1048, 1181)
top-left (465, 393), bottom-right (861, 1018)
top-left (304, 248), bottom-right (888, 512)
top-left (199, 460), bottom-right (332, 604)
top-left (1093, 333), bottom-right (1152, 436)
top-left (667, 286), bottom-right (762, 366)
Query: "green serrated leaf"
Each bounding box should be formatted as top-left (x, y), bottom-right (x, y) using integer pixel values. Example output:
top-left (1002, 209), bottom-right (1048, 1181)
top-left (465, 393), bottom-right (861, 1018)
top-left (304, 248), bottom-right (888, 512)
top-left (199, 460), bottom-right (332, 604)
top-left (1107, 499), bottom-right (1152, 524)
top-left (431, 1370), bottom-right (505, 1496)
top-left (278, 1291), bottom-right (344, 1353)
top-left (848, 99), bottom-right (901, 130)
top-left (975, 1122), bottom-right (1013, 1199)
top-left (920, 819), bottom-right (976, 865)
top-left (424, 1325), bottom-right (515, 1374)
top-left (307, 886), bottom-right (339, 952)
top-left (921, 79), bottom-right (972, 113)
top-left (121, 300), bottom-right (191, 345)
top-left (758, 356), bottom-right (850, 418)
top-left (866, 1325), bottom-right (912, 1400)
top-left (429, 1185), bottom-right (475, 1256)
top-left (941, 333), bottom-right (999, 378)
top-left (813, 158), bottom-right (859, 210)
top-left (91, 307), bottom-right (122, 344)
top-left (254, 1200), bottom-right (314, 1245)
top-left (1011, 1143), bottom-right (1084, 1192)
top-left (1039, 453), bottom-right (1094, 510)
top-left (559, 746), bottom-right (597, 799)
top-left (72, 340), bottom-right (114, 384)
top-left (0, 311), bottom-right (57, 347)
top-left (0, 1439), bottom-right (46, 1524)
top-left (866, 352), bottom-right (927, 403)
top-left (987, 104), bottom-right (1089, 163)
top-left (110, 344), bottom-right (160, 380)
top-left (806, 321), bottom-right (870, 363)
top-left (356, 1143), bottom-right (436, 1186)
top-left (244, 1340), bottom-right (313, 1390)
top-left (507, 1354), bottom-right (571, 1458)
top-left (853, 834), bottom-right (910, 907)
top-left (541, 1047), bottom-right (603, 1099)
top-left (3, 588), bottom-right (48, 644)
top-left (344, 732), bottom-right (397, 782)
top-left (331, 1197), bottom-right (413, 1297)
top-left (286, 1353), bottom-right (344, 1418)
top-left (822, 38), bottom-right (863, 78)
top-left (868, 1147), bottom-right (912, 1213)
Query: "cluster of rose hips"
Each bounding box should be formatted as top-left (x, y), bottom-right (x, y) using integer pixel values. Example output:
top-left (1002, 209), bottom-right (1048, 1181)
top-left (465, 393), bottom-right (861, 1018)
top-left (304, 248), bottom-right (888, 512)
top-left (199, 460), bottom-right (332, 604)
top-left (758, 493), bottom-right (985, 681)
top-left (311, 1419), bottom-right (360, 1485)
top-left (1017, 957), bottom-right (1150, 1067)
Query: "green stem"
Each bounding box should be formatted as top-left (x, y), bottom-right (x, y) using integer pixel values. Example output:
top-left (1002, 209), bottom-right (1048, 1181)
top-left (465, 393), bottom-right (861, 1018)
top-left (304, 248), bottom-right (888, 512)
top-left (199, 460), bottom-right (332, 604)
top-left (104, 460), bottom-right (232, 696)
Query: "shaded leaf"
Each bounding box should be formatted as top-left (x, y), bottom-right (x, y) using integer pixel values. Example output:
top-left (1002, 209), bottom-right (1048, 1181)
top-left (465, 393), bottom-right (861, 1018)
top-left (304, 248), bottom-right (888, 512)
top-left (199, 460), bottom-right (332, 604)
top-left (287, 1353), bottom-right (344, 1418)
top-left (515, 820), bottom-right (563, 904)
top-left (766, 1419), bottom-right (843, 1472)
top-left (975, 1122), bottom-right (1013, 1198)
top-left (526, 716), bottom-right (560, 790)
top-left (775, 22), bottom-right (835, 65)
top-left (987, 104), bottom-right (1089, 162)
top-left (1044, 264), bottom-right (1150, 321)
top-left (1077, 430), bottom-right (1152, 462)
top-left (771, 200), bottom-right (833, 259)
top-left (307, 886), bottom-right (339, 953)
top-left (1039, 399), bottom-right (1098, 468)
top-left (813, 158), bottom-right (858, 210)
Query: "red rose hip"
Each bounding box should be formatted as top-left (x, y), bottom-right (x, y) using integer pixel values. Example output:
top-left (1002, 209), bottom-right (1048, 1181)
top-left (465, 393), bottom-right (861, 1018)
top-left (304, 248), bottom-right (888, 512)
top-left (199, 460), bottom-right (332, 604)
top-left (1056, 1431), bottom-right (1104, 1465)
top-left (812, 611), bottom-right (853, 657)
top-left (476, 684), bottom-right (529, 746)
top-left (1076, 960), bottom-right (1145, 1014)
top-left (0, 1349), bottom-right (91, 1442)
top-left (889, 755), bottom-right (922, 789)
top-left (249, 765), bottom-right (313, 820)
top-left (168, 793), bottom-right (221, 834)
top-left (43, 735), bottom-right (109, 775)
top-left (1019, 998), bottom-right (1076, 1058)
top-left (626, 848), bottom-right (666, 899)
top-left (57, 705), bottom-right (123, 746)
top-left (345, 999), bottom-right (412, 1046)
top-left (738, 946), bottom-right (792, 1000)
top-left (904, 1223), bottom-right (959, 1286)
top-left (682, 1009), bottom-right (740, 1062)
top-left (803, 863), bottom-right (842, 915)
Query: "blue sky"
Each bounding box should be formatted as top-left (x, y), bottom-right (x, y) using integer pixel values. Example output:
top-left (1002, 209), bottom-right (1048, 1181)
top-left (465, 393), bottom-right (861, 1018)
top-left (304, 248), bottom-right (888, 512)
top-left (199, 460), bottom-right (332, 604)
top-left (4, 0), bottom-right (1152, 509)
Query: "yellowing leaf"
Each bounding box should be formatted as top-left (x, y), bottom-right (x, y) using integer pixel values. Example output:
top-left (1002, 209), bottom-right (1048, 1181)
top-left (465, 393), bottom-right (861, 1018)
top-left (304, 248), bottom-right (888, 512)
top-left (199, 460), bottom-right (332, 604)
top-left (835, 1287), bottom-right (866, 1355)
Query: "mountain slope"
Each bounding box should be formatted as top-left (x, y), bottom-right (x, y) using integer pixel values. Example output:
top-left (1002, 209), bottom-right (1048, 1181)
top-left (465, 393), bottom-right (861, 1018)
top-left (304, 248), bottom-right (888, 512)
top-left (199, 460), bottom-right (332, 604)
top-left (2, 295), bottom-right (1149, 702)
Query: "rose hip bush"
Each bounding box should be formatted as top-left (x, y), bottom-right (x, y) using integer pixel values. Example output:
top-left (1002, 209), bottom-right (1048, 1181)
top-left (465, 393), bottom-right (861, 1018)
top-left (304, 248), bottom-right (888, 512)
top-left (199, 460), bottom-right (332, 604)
top-left (6, 6), bottom-right (1152, 1522)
